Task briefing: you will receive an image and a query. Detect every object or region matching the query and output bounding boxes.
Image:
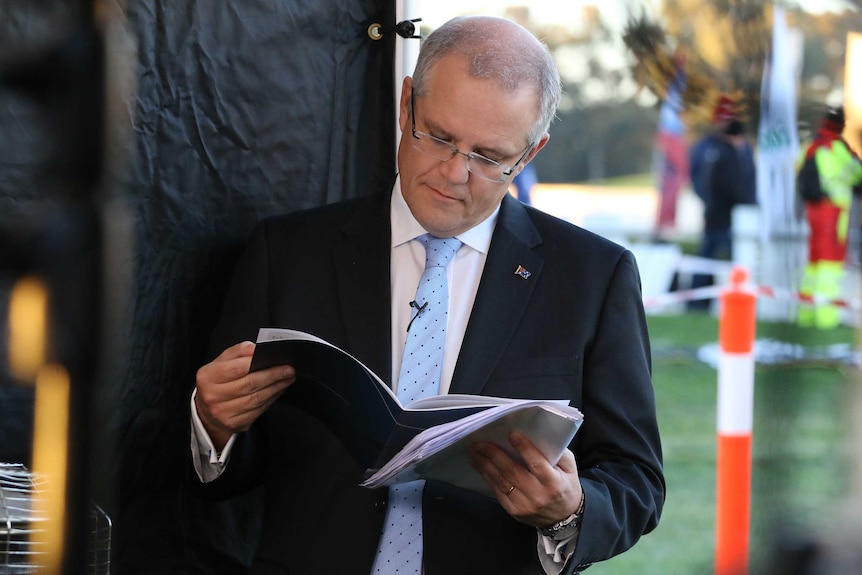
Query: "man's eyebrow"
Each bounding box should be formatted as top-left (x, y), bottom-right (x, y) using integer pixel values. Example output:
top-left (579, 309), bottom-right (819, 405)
top-left (425, 118), bottom-right (516, 159)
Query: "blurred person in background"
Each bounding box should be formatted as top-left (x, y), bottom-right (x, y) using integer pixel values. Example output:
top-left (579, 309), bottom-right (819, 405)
top-left (796, 105), bottom-right (862, 329)
top-left (511, 160), bottom-right (538, 205)
top-left (687, 95), bottom-right (757, 311)
top-left (651, 50), bottom-right (688, 242)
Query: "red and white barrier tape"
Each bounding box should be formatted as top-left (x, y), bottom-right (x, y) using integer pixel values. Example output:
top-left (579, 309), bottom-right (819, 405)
top-left (642, 286), bottom-right (723, 309)
top-left (753, 285), bottom-right (857, 310)
top-left (643, 284), bottom-right (860, 311)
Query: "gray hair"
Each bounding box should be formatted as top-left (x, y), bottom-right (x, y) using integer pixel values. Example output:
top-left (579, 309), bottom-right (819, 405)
top-left (411, 16), bottom-right (562, 146)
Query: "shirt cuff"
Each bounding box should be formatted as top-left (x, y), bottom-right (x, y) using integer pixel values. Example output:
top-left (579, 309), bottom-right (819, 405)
top-left (537, 529), bottom-right (578, 575)
top-left (189, 389), bottom-right (237, 483)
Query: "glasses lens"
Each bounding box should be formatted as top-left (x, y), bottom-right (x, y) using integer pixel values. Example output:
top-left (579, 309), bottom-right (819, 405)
top-left (413, 132), bottom-right (456, 162)
top-left (468, 155), bottom-right (506, 182)
top-left (412, 130), bottom-right (511, 183)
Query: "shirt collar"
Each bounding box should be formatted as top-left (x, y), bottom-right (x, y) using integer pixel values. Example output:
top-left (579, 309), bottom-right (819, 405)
top-left (390, 174), bottom-right (498, 255)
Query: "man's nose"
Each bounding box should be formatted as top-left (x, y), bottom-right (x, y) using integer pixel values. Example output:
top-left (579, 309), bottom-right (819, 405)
top-left (439, 150), bottom-right (470, 184)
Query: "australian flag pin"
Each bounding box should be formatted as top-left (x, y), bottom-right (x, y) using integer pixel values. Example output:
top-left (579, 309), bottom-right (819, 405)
top-left (514, 265), bottom-right (531, 280)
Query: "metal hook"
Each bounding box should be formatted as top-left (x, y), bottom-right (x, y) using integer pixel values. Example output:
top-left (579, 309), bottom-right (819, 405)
top-left (367, 18), bottom-right (422, 41)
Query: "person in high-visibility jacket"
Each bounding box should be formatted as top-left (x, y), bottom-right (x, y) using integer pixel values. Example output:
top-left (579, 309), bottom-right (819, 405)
top-left (797, 106), bottom-right (862, 328)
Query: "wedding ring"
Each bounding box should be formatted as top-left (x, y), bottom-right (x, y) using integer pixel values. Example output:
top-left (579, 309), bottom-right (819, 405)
top-left (506, 485), bottom-right (515, 495)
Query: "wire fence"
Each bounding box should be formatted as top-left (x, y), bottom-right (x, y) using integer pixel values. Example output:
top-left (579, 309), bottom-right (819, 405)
top-left (0, 463), bottom-right (110, 574)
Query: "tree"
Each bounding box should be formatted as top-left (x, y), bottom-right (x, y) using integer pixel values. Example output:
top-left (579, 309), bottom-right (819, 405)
top-left (624, 0), bottom-right (862, 137)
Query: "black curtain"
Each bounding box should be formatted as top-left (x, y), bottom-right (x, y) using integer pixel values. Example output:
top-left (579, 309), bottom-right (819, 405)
top-left (0, 0), bottom-right (398, 572)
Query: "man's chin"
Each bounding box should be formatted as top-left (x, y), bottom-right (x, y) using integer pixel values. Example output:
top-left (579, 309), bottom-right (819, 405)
top-left (416, 211), bottom-right (464, 238)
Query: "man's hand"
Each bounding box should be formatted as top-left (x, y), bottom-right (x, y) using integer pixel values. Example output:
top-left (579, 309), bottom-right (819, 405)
top-left (467, 432), bottom-right (582, 529)
top-left (194, 341), bottom-right (296, 450)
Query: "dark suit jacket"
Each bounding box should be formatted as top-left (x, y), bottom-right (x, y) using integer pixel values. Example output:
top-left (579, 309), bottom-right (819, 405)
top-left (200, 188), bottom-right (664, 575)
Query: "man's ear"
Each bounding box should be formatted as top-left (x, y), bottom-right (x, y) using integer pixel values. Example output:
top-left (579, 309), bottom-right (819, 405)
top-left (530, 133), bottom-right (550, 158)
top-left (398, 76), bottom-right (413, 134)
top-left (514, 133), bottom-right (550, 175)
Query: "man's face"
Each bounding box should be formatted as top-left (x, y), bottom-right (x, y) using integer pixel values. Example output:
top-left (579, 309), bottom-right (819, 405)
top-left (397, 54), bottom-right (547, 238)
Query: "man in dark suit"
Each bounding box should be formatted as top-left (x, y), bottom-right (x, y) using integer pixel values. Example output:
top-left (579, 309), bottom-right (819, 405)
top-left (191, 15), bottom-right (664, 575)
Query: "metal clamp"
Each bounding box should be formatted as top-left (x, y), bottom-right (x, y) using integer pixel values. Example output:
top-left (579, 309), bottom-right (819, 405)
top-left (367, 18), bottom-right (422, 41)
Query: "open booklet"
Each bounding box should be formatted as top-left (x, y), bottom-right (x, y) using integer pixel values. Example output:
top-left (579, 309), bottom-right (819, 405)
top-left (250, 328), bottom-right (584, 498)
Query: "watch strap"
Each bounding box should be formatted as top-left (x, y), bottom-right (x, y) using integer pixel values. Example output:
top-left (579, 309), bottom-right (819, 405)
top-left (539, 491), bottom-right (585, 540)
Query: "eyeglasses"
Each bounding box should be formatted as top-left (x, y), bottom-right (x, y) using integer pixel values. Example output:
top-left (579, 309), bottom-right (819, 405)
top-left (410, 89), bottom-right (533, 183)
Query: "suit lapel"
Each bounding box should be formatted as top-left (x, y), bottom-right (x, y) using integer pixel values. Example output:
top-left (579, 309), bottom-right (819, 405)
top-left (333, 191), bottom-right (393, 385)
top-left (450, 195), bottom-right (543, 395)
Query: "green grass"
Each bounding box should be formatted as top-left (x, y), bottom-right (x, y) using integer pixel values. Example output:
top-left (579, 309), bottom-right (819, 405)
top-left (583, 172), bottom-right (655, 188)
top-left (586, 313), bottom-right (857, 575)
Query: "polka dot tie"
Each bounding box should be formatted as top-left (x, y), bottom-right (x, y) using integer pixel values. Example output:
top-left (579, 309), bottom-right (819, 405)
top-left (372, 234), bottom-right (462, 574)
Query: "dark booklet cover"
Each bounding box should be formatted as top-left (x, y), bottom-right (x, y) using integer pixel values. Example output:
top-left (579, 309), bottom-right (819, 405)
top-left (250, 328), bottom-right (583, 497)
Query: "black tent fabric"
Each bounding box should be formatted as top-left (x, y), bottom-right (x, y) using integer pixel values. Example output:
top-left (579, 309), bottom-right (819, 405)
top-left (1, 1), bottom-right (398, 572)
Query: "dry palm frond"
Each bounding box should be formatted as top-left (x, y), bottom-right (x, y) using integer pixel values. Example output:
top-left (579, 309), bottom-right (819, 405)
top-left (623, 12), bottom-right (741, 129)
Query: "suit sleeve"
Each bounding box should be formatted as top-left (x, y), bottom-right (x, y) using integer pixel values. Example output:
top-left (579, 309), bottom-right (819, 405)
top-left (190, 221), bottom-right (275, 498)
top-left (568, 250), bottom-right (665, 572)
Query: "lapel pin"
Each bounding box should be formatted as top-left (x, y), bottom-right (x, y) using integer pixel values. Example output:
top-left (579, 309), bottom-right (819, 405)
top-left (514, 265), bottom-right (531, 280)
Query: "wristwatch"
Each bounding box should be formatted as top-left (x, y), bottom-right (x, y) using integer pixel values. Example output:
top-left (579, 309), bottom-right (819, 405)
top-left (540, 493), bottom-right (585, 541)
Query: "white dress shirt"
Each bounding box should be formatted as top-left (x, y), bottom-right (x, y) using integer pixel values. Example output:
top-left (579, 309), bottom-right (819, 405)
top-left (388, 179), bottom-right (492, 396)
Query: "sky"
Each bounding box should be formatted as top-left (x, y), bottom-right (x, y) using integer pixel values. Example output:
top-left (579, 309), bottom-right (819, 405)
top-left (413, 0), bottom-right (858, 30)
top-left (414, 0), bottom-right (639, 31)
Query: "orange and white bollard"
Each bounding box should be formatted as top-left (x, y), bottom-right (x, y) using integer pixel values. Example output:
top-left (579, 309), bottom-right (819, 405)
top-left (715, 266), bottom-right (757, 575)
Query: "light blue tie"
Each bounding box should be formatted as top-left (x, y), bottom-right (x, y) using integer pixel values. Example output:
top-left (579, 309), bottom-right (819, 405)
top-left (372, 234), bottom-right (462, 574)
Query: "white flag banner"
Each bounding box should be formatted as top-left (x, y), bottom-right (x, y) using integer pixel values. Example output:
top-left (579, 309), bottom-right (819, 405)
top-left (757, 6), bottom-right (802, 241)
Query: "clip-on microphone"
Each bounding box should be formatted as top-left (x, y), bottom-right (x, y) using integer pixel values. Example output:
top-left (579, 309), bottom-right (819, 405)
top-left (406, 300), bottom-right (428, 332)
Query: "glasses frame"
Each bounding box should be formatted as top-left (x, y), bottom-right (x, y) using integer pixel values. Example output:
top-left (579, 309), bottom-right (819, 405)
top-left (409, 89), bottom-right (533, 183)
